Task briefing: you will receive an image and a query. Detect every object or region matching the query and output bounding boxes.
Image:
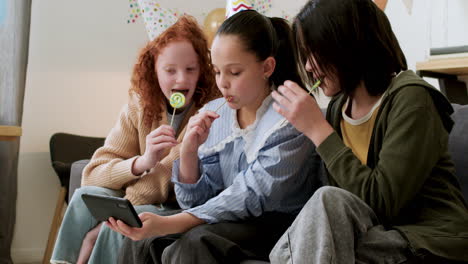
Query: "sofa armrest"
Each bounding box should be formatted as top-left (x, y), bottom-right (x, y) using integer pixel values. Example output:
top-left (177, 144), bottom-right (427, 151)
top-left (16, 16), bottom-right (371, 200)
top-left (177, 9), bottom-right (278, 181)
top-left (69, 159), bottom-right (90, 202)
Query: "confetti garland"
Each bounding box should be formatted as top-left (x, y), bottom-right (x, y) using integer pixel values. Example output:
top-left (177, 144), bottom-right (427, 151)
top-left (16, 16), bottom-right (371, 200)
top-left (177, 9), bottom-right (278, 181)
top-left (126, 0), bottom-right (416, 40)
top-left (126, 0), bottom-right (309, 40)
top-left (251, 0), bottom-right (272, 15)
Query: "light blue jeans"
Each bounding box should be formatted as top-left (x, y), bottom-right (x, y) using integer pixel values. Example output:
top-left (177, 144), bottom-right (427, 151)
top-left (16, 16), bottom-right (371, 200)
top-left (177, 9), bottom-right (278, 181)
top-left (50, 186), bottom-right (172, 264)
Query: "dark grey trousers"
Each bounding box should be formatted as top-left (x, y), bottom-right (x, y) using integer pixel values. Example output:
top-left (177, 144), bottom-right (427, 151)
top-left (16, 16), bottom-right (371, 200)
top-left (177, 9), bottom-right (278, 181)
top-left (118, 213), bottom-right (294, 264)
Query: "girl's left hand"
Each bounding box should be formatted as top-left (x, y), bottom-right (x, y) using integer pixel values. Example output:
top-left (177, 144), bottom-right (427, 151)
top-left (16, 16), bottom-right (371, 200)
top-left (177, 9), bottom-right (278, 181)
top-left (106, 212), bottom-right (164, 241)
top-left (272, 80), bottom-right (333, 146)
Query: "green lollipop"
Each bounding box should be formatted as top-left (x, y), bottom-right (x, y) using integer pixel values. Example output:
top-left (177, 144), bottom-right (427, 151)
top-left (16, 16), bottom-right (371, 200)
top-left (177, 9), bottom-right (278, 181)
top-left (170, 92), bottom-right (186, 109)
top-left (169, 92), bottom-right (186, 127)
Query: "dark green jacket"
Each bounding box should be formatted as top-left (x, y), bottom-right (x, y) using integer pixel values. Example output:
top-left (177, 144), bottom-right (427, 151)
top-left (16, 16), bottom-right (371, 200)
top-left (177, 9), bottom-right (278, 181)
top-left (317, 70), bottom-right (468, 261)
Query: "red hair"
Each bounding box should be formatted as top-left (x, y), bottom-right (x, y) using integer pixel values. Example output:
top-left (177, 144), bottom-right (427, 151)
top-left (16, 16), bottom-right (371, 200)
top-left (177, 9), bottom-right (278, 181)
top-left (129, 15), bottom-right (219, 125)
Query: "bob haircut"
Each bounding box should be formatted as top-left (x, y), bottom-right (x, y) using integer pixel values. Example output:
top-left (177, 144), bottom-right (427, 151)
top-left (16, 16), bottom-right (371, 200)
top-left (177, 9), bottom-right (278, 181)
top-left (294, 0), bottom-right (407, 96)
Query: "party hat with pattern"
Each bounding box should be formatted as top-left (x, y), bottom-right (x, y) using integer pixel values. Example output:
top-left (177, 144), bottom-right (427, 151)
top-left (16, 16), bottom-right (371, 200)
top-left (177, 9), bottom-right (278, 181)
top-left (138, 0), bottom-right (178, 40)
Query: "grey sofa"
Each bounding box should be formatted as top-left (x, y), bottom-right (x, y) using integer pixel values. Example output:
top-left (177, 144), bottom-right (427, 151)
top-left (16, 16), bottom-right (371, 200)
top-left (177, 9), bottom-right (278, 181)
top-left (68, 104), bottom-right (468, 263)
top-left (448, 104), bottom-right (468, 200)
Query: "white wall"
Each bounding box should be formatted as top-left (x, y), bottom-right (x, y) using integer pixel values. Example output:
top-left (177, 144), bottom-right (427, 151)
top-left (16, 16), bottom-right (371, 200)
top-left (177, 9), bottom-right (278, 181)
top-left (387, 0), bottom-right (468, 87)
top-left (13, 0), bottom-right (468, 262)
top-left (430, 0), bottom-right (468, 49)
top-left (429, 0), bottom-right (468, 83)
top-left (13, 0), bottom-right (147, 261)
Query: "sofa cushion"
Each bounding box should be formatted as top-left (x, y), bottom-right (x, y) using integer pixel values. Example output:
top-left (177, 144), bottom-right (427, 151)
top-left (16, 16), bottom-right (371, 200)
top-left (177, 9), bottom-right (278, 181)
top-left (448, 104), bottom-right (468, 200)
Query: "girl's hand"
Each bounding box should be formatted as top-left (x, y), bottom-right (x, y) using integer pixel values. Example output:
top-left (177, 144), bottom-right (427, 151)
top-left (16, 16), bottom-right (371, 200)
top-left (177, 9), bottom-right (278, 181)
top-left (272, 80), bottom-right (333, 146)
top-left (182, 111), bottom-right (219, 154)
top-left (106, 212), bottom-right (164, 241)
top-left (133, 125), bottom-right (178, 175)
top-left (106, 212), bottom-right (204, 241)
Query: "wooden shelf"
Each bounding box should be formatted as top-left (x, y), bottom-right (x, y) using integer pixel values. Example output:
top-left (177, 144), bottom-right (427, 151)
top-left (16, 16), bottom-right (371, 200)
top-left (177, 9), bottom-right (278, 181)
top-left (0, 125), bottom-right (22, 141)
top-left (416, 57), bottom-right (468, 76)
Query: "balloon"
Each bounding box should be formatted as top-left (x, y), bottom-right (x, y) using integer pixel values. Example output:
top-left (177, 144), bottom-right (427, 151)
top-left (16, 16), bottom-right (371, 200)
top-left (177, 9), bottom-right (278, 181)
top-left (203, 8), bottom-right (226, 47)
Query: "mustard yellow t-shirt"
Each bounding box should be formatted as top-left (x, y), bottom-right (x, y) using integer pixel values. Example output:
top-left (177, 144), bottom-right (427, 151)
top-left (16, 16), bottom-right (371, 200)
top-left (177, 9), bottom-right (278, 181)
top-left (340, 97), bottom-right (382, 164)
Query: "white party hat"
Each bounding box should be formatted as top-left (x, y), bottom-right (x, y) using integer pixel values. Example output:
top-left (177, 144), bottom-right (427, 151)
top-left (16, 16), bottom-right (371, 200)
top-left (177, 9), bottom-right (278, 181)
top-left (138, 0), bottom-right (178, 40)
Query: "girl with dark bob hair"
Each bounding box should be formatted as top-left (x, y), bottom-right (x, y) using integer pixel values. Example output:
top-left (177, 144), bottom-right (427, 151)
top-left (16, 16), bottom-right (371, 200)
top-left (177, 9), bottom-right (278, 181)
top-left (270, 0), bottom-right (468, 263)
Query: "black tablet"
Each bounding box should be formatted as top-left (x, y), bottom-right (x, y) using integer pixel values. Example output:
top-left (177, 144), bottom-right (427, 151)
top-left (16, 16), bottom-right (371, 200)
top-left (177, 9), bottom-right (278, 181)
top-left (81, 193), bottom-right (142, 228)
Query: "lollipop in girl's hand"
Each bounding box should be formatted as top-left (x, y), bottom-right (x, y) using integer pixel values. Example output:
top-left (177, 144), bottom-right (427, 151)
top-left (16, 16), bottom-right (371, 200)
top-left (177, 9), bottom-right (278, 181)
top-left (279, 79), bottom-right (321, 126)
top-left (169, 92), bottom-right (186, 127)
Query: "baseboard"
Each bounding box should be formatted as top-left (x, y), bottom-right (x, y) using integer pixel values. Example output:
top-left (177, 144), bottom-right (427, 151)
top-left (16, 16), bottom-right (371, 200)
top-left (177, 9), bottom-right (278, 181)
top-left (11, 247), bottom-right (43, 263)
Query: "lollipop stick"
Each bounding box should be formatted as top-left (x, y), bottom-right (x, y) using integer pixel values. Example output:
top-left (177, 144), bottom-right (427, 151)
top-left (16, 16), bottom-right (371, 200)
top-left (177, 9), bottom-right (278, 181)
top-left (307, 79), bottom-right (322, 94)
top-left (170, 107), bottom-right (176, 127)
top-left (169, 92), bottom-right (185, 127)
top-left (214, 100), bottom-right (227, 113)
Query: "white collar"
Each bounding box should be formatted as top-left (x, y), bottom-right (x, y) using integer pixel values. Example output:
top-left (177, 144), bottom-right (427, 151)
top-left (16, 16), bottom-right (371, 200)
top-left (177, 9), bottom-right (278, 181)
top-left (342, 96), bottom-right (383, 125)
top-left (199, 94), bottom-right (287, 163)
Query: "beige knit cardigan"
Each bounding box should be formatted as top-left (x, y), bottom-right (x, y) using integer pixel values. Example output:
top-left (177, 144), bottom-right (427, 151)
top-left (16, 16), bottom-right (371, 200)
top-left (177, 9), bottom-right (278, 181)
top-left (81, 94), bottom-right (197, 205)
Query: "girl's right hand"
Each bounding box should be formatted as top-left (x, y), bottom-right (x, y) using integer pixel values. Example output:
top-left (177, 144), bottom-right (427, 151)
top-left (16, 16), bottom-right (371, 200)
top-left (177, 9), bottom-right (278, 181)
top-left (106, 213), bottom-right (165, 241)
top-left (272, 81), bottom-right (333, 146)
top-left (182, 111), bottom-right (219, 154)
top-left (106, 212), bottom-right (204, 241)
top-left (132, 125), bottom-right (178, 175)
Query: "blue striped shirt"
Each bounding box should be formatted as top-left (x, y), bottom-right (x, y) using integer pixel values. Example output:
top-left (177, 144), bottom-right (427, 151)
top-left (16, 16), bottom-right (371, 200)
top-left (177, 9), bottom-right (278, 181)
top-left (172, 95), bottom-right (321, 224)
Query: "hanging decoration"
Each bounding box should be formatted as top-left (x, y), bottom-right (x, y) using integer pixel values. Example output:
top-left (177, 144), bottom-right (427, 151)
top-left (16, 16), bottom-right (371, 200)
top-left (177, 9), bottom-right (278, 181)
top-left (402, 0), bottom-right (413, 15)
top-left (251, 0), bottom-right (272, 15)
top-left (374, 0), bottom-right (414, 15)
top-left (226, 0), bottom-right (253, 17)
top-left (125, 0), bottom-right (296, 40)
top-left (226, 0), bottom-right (271, 18)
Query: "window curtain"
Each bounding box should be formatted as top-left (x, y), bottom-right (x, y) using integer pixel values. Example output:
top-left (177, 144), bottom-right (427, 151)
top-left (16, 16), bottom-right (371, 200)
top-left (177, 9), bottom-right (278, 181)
top-left (0, 0), bottom-right (31, 263)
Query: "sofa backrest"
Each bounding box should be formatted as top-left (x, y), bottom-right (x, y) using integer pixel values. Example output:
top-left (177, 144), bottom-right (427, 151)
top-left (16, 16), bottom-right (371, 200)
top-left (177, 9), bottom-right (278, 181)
top-left (448, 104), bottom-right (468, 201)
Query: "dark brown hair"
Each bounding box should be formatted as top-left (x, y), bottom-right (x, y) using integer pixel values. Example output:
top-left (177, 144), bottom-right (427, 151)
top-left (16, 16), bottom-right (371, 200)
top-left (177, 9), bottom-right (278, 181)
top-left (217, 10), bottom-right (305, 89)
top-left (294, 0), bottom-right (407, 96)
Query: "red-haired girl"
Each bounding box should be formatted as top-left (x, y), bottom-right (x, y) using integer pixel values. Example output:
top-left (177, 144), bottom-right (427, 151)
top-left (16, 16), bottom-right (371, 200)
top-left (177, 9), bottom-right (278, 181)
top-left (51, 15), bottom-right (219, 264)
